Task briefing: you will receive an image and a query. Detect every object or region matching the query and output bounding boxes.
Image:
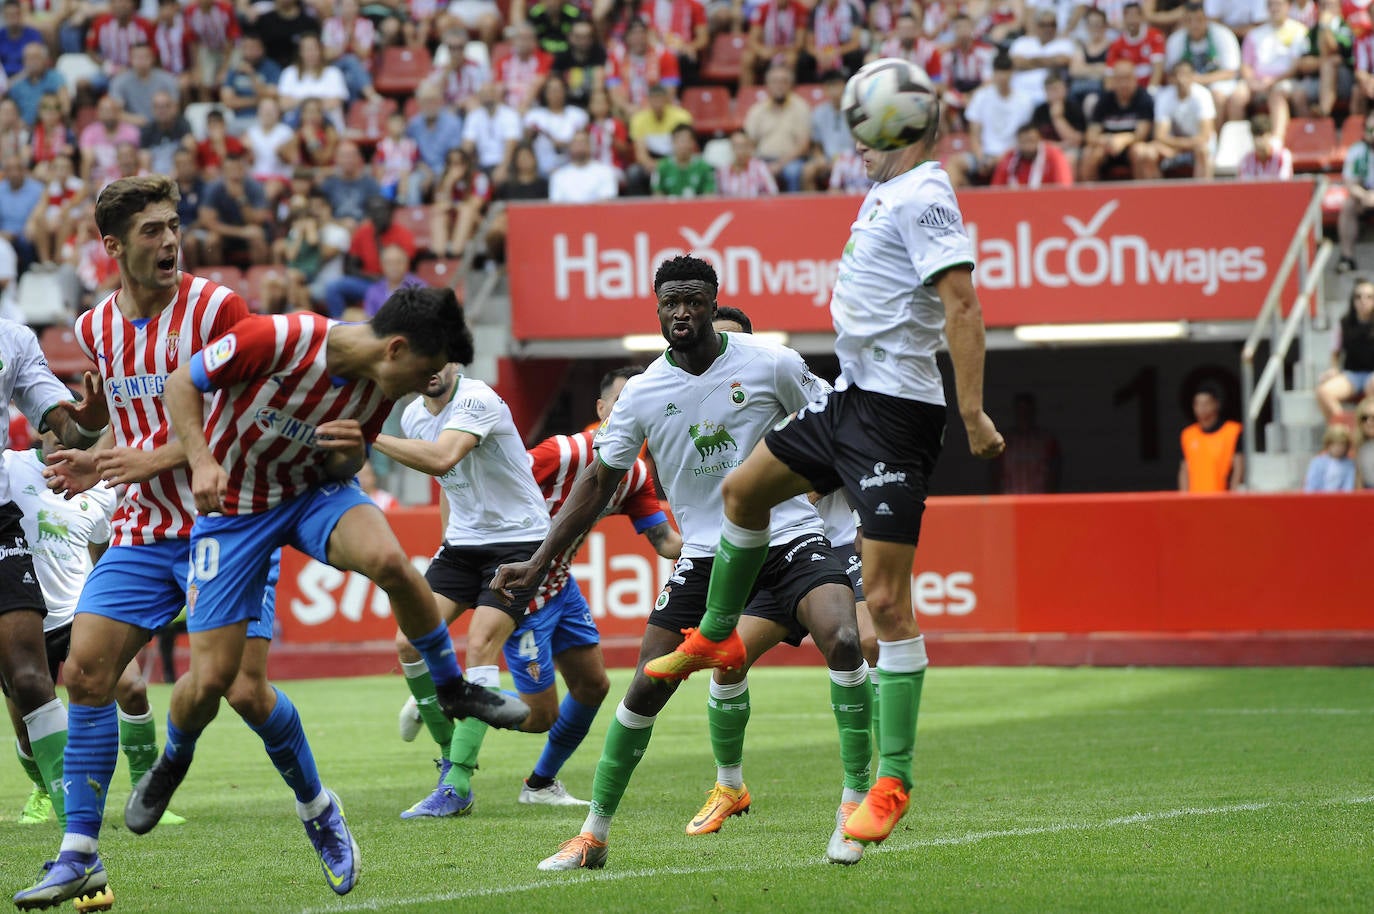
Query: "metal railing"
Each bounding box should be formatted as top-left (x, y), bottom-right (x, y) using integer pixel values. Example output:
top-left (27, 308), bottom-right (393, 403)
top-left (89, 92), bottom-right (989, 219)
top-left (1240, 178), bottom-right (1329, 473)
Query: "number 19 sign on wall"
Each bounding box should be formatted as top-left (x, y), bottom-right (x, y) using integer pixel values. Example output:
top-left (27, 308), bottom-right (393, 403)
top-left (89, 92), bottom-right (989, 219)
top-left (506, 181), bottom-right (1313, 337)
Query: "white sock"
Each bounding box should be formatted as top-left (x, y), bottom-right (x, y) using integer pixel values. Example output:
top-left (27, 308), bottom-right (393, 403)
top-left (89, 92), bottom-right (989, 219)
top-left (716, 764), bottom-right (744, 790)
top-left (828, 662), bottom-right (869, 688)
top-left (401, 659), bottom-right (429, 679)
top-left (614, 701), bottom-right (656, 729)
top-left (16, 738), bottom-right (33, 762)
top-left (117, 707), bottom-right (153, 725)
top-left (876, 635), bottom-right (929, 674)
top-left (467, 665), bottom-right (500, 689)
top-left (59, 834), bottom-right (98, 856)
top-left (721, 517), bottom-right (769, 549)
top-left (296, 788), bottom-right (331, 821)
top-left (842, 786), bottom-right (868, 806)
top-left (581, 811), bottom-right (612, 842)
top-left (708, 677), bottom-right (749, 701)
top-left (22, 698), bottom-right (67, 742)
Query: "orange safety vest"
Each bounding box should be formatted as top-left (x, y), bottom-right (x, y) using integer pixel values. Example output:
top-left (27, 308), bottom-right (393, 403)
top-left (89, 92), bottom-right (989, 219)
top-left (1181, 420), bottom-right (1242, 493)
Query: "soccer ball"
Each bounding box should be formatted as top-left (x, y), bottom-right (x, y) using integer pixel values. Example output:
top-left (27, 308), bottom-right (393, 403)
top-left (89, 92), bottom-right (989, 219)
top-left (842, 58), bottom-right (939, 152)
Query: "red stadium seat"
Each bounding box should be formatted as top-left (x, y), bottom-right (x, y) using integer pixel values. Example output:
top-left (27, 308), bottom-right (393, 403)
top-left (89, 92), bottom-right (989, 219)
top-left (681, 86), bottom-right (737, 138)
top-left (39, 327), bottom-right (94, 379)
top-left (935, 131), bottom-right (970, 165)
top-left (1338, 114), bottom-right (1365, 161)
top-left (345, 97), bottom-right (399, 148)
top-left (415, 258), bottom-right (463, 293)
top-left (1285, 117), bottom-right (1338, 173)
top-left (736, 85), bottom-right (768, 116)
top-left (796, 83), bottom-right (828, 108)
top-left (700, 33), bottom-right (746, 85)
top-left (395, 205), bottom-right (433, 255)
top-left (244, 264), bottom-right (289, 311)
top-left (374, 46), bottom-right (433, 97)
top-left (200, 265), bottom-right (244, 291)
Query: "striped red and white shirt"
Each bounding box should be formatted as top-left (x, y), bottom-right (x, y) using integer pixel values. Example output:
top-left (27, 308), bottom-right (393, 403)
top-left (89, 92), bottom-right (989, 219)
top-left (495, 49), bottom-right (553, 109)
top-left (1237, 142), bottom-right (1294, 180)
top-left (154, 16), bottom-right (195, 75)
top-left (184, 0), bottom-right (239, 53)
top-left (809, 0), bottom-right (864, 50)
top-left (87, 14), bottom-right (156, 73)
top-left (77, 273), bottom-right (249, 546)
top-left (193, 314), bottom-right (390, 515)
top-left (716, 157), bottom-right (778, 197)
top-left (527, 430), bottom-right (663, 608)
top-left (322, 15), bottom-right (376, 58)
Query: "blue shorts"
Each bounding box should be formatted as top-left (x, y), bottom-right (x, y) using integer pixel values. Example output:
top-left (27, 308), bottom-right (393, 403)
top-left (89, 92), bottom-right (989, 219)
top-left (1344, 370), bottom-right (1374, 394)
top-left (187, 481), bottom-right (371, 634)
top-left (78, 540), bottom-right (279, 639)
top-left (502, 578), bottom-right (600, 695)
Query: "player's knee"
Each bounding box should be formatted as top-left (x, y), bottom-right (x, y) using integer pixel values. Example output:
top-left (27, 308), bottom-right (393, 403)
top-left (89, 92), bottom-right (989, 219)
top-left (367, 548), bottom-right (420, 595)
top-left (117, 678), bottom-right (149, 715)
top-left (62, 656), bottom-right (118, 706)
top-left (821, 622), bottom-right (864, 671)
top-left (5, 664), bottom-right (54, 712)
top-left (570, 671), bottom-right (610, 708)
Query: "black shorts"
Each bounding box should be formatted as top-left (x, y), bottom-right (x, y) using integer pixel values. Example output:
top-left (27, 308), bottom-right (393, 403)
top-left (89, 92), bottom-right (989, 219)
top-left (0, 624), bottom-right (69, 697)
top-left (0, 502), bottom-right (45, 618)
top-left (650, 533), bottom-right (852, 647)
top-left (765, 386), bottom-right (944, 546)
top-left (425, 541), bottom-right (541, 624)
top-left (832, 540), bottom-right (864, 602)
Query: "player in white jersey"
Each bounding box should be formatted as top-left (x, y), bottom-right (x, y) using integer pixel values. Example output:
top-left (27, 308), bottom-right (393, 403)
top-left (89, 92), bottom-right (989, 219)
top-left (648, 118), bottom-right (1006, 846)
top-left (3, 440), bottom-right (186, 829)
top-left (493, 256), bottom-right (873, 870)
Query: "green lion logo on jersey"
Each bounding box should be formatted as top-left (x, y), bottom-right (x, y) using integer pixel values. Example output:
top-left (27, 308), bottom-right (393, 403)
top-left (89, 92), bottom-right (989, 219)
top-left (36, 510), bottom-right (71, 544)
top-left (688, 421), bottom-right (737, 460)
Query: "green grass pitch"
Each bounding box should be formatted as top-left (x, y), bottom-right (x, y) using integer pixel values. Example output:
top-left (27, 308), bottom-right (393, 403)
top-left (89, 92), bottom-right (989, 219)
top-left (1, 667), bottom-right (1371, 913)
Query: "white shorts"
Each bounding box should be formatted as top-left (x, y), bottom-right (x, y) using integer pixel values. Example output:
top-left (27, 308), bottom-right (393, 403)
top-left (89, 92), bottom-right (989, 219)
top-left (447, 0), bottom-right (500, 25)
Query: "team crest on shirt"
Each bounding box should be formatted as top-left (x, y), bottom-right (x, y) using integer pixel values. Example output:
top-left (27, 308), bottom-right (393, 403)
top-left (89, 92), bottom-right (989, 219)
top-left (165, 330), bottom-right (180, 361)
top-left (729, 382), bottom-right (747, 407)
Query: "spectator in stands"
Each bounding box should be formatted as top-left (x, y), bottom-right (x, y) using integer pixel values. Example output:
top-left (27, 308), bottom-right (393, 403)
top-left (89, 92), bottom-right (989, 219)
top-left (647, 0), bottom-right (709, 86)
top-left (799, 0), bottom-right (864, 82)
top-left (361, 243), bottom-right (421, 317)
top-left (326, 196), bottom-right (417, 316)
top-left (430, 147), bottom-right (490, 257)
top-left (195, 109), bottom-right (244, 177)
top-left (1079, 59), bottom-right (1155, 181)
top-left (185, 0), bottom-right (239, 103)
top-left (77, 94), bottom-right (140, 185)
top-left (321, 0), bottom-right (377, 101)
top-left (173, 147), bottom-right (207, 269)
top-left (741, 0), bottom-right (807, 89)
top-left (463, 79), bottom-right (524, 175)
top-left (554, 19), bottom-right (606, 107)
top-left (320, 140), bottom-right (381, 225)
top-left (407, 82), bottom-right (465, 202)
top-left (1009, 10), bottom-right (1077, 106)
top-left (1070, 7), bottom-right (1113, 111)
top-left (949, 52), bottom-right (1035, 188)
top-left (221, 31), bottom-right (282, 129)
top-left (1032, 72), bottom-right (1086, 160)
top-left (628, 82), bottom-right (692, 190)
top-left (550, 127), bottom-right (618, 201)
top-left (357, 460), bottom-right (399, 510)
top-left (1296, 0), bottom-right (1353, 117)
top-left (1139, 58), bottom-right (1216, 177)
top-left (152, 0), bottom-right (194, 99)
top-left (256, 0), bottom-right (321, 70)
top-left (376, 112), bottom-right (420, 203)
top-left (525, 73), bottom-right (589, 176)
top-left (278, 33), bottom-right (349, 122)
top-left (742, 64), bottom-right (811, 191)
top-left (528, 0), bottom-right (584, 55)
top-left (0, 234), bottom-right (17, 320)
top-left (483, 142), bottom-right (548, 265)
top-left (874, 12), bottom-right (941, 79)
top-left (1351, 10), bottom-right (1374, 114)
top-left (110, 42), bottom-right (178, 126)
top-left (716, 129), bottom-right (779, 197)
top-left (1238, 0), bottom-right (1310, 141)
top-left (801, 69), bottom-right (850, 190)
top-left (447, 0), bottom-right (504, 46)
top-left (992, 392), bottom-right (1062, 494)
top-left (587, 86), bottom-right (633, 178)
top-left (1108, 2), bottom-right (1167, 89)
top-left (497, 22), bottom-right (554, 112)
top-left (0, 1), bottom-right (42, 79)
top-left (652, 122), bottom-right (714, 195)
top-left (8, 43), bottom-right (66, 127)
top-left (293, 96), bottom-right (341, 174)
top-left (430, 25), bottom-right (492, 111)
top-left (1179, 380), bottom-right (1244, 492)
top-left (138, 90), bottom-right (193, 175)
top-left (827, 146), bottom-right (869, 192)
top-left (991, 122), bottom-right (1075, 186)
top-left (87, 0), bottom-right (155, 84)
top-left (1303, 424), bottom-right (1357, 491)
top-left (1317, 278), bottom-right (1374, 416)
top-left (943, 12), bottom-right (995, 117)
top-left (607, 18), bottom-right (681, 112)
top-left (1339, 113), bottom-right (1374, 272)
top-left (1355, 396), bottom-right (1374, 485)
top-left (245, 97), bottom-right (296, 193)
top-left (31, 94), bottom-right (75, 166)
top-left (1238, 112), bottom-right (1294, 177)
top-left (199, 149), bottom-right (271, 266)
top-left (1167, 2), bottom-right (1246, 122)
top-left (1207, 0), bottom-right (1268, 38)
top-left (112, 140), bottom-right (144, 182)
top-left (25, 151), bottom-right (83, 267)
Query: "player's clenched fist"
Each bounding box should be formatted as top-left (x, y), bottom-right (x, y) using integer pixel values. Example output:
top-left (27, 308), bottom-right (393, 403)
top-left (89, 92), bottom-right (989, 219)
top-left (965, 412), bottom-right (1005, 460)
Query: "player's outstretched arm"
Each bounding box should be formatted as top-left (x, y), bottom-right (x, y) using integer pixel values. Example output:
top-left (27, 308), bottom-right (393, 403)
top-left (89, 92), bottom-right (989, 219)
top-left (643, 520), bottom-right (683, 561)
top-left (373, 428), bottom-right (477, 478)
top-left (44, 370), bottom-right (110, 451)
top-left (164, 363), bottom-right (228, 514)
top-left (95, 439), bottom-right (187, 486)
top-left (492, 459), bottom-right (628, 600)
top-left (936, 264), bottom-right (1006, 460)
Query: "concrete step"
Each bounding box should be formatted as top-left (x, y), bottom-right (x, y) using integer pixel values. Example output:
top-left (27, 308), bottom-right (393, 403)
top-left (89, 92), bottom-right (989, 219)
top-left (1248, 452), bottom-right (1307, 492)
top-left (1283, 422), bottom-right (1325, 455)
top-left (1276, 388), bottom-right (1325, 427)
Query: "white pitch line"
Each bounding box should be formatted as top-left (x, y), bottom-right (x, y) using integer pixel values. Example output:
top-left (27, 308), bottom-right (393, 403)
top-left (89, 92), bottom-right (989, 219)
top-left (298, 795), bottom-right (1374, 914)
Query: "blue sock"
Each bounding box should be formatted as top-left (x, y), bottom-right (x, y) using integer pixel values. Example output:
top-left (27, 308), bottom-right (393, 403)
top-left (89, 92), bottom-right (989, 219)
top-left (249, 687), bottom-right (322, 804)
top-left (532, 695), bottom-right (601, 781)
top-left (409, 624), bottom-right (462, 686)
top-left (64, 704), bottom-right (118, 840)
top-left (163, 716), bottom-right (200, 766)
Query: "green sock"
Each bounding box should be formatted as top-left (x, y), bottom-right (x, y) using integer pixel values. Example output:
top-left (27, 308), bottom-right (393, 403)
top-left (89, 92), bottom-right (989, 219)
top-left (831, 677), bottom-right (873, 792)
top-left (403, 661), bottom-right (455, 751)
top-left (869, 671), bottom-right (881, 748)
top-left (29, 730), bottom-right (66, 828)
top-left (119, 710), bottom-right (159, 788)
top-left (875, 669), bottom-right (924, 788)
top-left (443, 716), bottom-right (488, 795)
top-left (589, 716), bottom-right (654, 818)
top-left (15, 740), bottom-right (45, 791)
top-left (700, 523), bottom-right (770, 641)
top-left (707, 682), bottom-right (750, 769)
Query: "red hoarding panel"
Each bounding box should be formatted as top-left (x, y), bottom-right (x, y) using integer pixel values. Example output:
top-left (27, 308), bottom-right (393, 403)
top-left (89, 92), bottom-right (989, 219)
top-left (507, 181), bottom-right (1311, 337)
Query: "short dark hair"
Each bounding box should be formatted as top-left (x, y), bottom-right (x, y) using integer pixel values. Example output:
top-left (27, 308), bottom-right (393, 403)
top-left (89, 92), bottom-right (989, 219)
top-left (1123, 1), bottom-right (1143, 12)
top-left (1016, 121), bottom-right (1039, 137)
top-left (599, 365), bottom-right (643, 398)
top-left (993, 52), bottom-right (1013, 72)
top-left (653, 254), bottom-right (718, 293)
top-left (94, 175), bottom-right (180, 242)
top-left (821, 69), bottom-right (846, 85)
top-left (1249, 113), bottom-right (1272, 136)
top-left (1086, 6), bottom-right (1108, 21)
top-left (1196, 380), bottom-right (1226, 406)
top-left (372, 285), bottom-right (474, 364)
top-left (671, 123), bottom-right (696, 140)
top-left (1183, 0), bottom-right (1205, 12)
top-left (714, 305), bottom-right (752, 333)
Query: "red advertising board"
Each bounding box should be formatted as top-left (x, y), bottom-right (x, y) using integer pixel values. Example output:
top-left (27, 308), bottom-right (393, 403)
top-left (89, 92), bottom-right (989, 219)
top-left (506, 181), bottom-right (1312, 337)
top-left (274, 491), bottom-right (1372, 644)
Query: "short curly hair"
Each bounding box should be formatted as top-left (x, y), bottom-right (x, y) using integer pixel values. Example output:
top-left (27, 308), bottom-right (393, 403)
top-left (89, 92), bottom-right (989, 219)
top-left (653, 255), bottom-right (718, 294)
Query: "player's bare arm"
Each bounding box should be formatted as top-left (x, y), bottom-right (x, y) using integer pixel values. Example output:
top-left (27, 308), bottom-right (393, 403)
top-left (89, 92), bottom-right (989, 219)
top-left (643, 519), bottom-right (683, 560)
top-left (315, 419), bottom-right (368, 480)
top-left (43, 370), bottom-right (110, 449)
top-left (163, 363), bottom-right (228, 514)
top-left (373, 428), bottom-right (478, 477)
top-left (492, 460), bottom-right (627, 599)
top-left (936, 264), bottom-right (1006, 460)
